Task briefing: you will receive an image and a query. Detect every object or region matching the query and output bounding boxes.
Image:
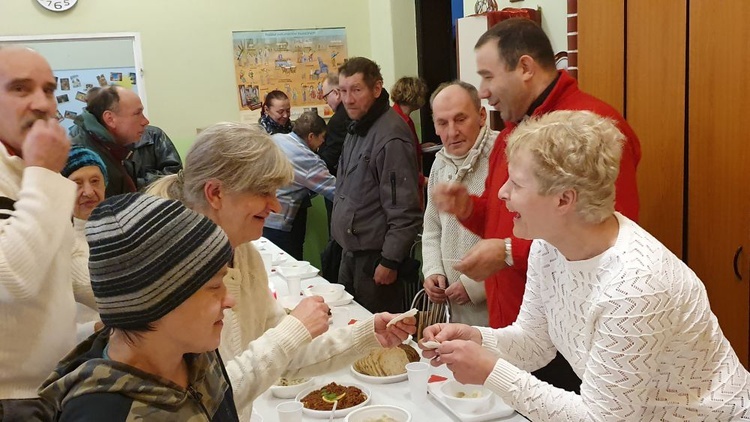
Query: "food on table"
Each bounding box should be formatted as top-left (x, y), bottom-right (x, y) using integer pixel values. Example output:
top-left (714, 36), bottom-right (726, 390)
top-left (420, 340), bottom-right (441, 349)
top-left (386, 308), bottom-right (418, 327)
top-left (300, 382), bottom-right (367, 411)
top-left (275, 377), bottom-right (309, 386)
top-left (455, 390), bottom-right (483, 398)
top-left (353, 344), bottom-right (419, 377)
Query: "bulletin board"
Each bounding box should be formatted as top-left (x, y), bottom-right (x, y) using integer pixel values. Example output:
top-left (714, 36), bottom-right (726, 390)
top-left (232, 28), bottom-right (347, 123)
top-left (53, 67), bottom-right (138, 132)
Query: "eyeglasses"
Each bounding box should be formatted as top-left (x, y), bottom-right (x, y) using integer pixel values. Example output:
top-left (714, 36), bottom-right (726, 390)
top-left (322, 88), bottom-right (338, 100)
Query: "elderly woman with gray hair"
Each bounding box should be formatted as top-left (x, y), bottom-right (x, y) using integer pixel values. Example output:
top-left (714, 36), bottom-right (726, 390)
top-left (420, 111), bottom-right (750, 421)
top-left (146, 122), bottom-right (416, 420)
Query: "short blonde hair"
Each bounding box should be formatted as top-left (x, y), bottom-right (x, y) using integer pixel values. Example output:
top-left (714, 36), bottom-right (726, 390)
top-left (145, 122), bottom-right (293, 209)
top-left (391, 76), bottom-right (428, 110)
top-left (505, 111), bottom-right (624, 224)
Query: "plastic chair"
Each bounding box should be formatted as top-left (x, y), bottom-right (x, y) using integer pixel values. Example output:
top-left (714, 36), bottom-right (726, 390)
top-left (410, 288), bottom-right (451, 342)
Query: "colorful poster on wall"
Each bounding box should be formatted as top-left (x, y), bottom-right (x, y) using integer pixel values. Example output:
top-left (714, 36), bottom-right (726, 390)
top-left (52, 67), bottom-right (138, 133)
top-left (232, 28), bottom-right (347, 123)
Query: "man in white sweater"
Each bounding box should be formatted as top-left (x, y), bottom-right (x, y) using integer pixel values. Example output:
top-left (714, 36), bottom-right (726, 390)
top-left (422, 81), bottom-right (496, 326)
top-left (0, 46), bottom-right (95, 420)
top-left (421, 111), bottom-right (749, 421)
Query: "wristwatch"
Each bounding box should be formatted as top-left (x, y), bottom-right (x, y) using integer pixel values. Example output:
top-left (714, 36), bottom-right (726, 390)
top-left (504, 238), bottom-right (514, 267)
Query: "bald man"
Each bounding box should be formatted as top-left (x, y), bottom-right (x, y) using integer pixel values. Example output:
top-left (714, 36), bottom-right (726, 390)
top-left (0, 45), bottom-right (96, 420)
top-left (71, 85), bottom-right (149, 196)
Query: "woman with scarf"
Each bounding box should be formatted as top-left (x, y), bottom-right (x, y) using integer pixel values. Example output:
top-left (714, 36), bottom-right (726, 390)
top-left (258, 90), bottom-right (292, 135)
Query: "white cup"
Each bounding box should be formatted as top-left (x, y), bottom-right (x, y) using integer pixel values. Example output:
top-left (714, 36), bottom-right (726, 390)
top-left (276, 401), bottom-right (303, 422)
top-left (260, 252), bottom-right (273, 273)
top-left (286, 275), bottom-right (302, 297)
top-left (406, 361), bottom-right (430, 403)
top-left (330, 307), bottom-right (350, 326)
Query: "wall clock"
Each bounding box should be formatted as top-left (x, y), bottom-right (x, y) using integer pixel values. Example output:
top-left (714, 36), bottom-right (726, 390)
top-left (36, 0), bottom-right (77, 12)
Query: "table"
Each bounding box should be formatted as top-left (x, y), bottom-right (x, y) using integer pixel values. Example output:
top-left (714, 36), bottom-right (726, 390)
top-left (250, 238), bottom-right (526, 422)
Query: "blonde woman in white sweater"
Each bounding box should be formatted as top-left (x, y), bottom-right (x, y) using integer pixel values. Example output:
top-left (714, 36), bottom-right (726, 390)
top-left (421, 111), bottom-right (750, 421)
top-left (147, 122), bottom-right (416, 421)
top-left (0, 46), bottom-right (95, 419)
top-left (422, 81), bottom-right (496, 326)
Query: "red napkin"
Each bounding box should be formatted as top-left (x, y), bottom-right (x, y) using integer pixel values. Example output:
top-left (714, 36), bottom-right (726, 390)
top-left (428, 375), bottom-right (447, 383)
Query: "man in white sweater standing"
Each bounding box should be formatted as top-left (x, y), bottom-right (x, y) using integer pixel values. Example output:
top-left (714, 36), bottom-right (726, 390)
top-left (422, 81), bottom-right (496, 326)
top-left (0, 46), bottom-right (94, 421)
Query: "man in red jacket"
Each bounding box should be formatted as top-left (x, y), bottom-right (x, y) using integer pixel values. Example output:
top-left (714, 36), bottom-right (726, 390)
top-left (433, 18), bottom-right (641, 392)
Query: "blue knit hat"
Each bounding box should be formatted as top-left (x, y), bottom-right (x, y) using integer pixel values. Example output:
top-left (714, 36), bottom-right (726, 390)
top-left (61, 145), bottom-right (108, 186)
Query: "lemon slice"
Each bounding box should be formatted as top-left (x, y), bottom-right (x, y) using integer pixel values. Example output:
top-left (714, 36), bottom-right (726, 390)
top-left (321, 391), bottom-right (346, 403)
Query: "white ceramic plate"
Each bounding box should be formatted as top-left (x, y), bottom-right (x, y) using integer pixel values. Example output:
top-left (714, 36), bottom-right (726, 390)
top-left (295, 382), bottom-right (371, 419)
top-left (345, 405), bottom-right (411, 422)
top-left (303, 288), bottom-right (354, 307)
top-left (272, 252), bottom-right (288, 265)
top-left (349, 365), bottom-right (407, 384)
top-left (427, 380), bottom-right (514, 422)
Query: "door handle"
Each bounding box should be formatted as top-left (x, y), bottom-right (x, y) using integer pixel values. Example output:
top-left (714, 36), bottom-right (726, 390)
top-left (732, 245), bottom-right (743, 281)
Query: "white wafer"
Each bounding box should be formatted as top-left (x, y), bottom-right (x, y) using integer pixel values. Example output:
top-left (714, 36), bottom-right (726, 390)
top-left (386, 308), bottom-right (418, 327)
top-left (420, 340), bottom-right (441, 350)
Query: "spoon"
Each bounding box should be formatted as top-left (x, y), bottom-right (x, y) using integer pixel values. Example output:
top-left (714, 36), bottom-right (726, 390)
top-left (328, 400), bottom-right (338, 422)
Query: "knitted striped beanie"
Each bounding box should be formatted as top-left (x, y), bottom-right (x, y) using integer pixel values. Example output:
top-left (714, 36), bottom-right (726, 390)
top-left (61, 145), bottom-right (109, 186)
top-left (85, 193), bottom-right (232, 329)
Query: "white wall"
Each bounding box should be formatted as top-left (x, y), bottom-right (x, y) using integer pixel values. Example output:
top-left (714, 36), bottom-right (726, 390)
top-left (462, 0), bottom-right (568, 55)
top-left (0, 0), bottom-right (418, 154)
top-left (368, 0), bottom-right (421, 132)
top-left (11, 38), bottom-right (135, 70)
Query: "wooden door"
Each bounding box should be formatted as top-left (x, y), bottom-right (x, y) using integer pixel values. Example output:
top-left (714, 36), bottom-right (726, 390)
top-left (688, 0), bottom-right (750, 367)
top-left (577, 0), bottom-right (625, 113)
top-left (626, 0), bottom-right (686, 257)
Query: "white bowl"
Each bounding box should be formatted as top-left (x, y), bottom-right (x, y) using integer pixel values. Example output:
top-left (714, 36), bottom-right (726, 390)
top-left (268, 377), bottom-right (314, 399)
top-left (278, 261), bottom-right (316, 278)
top-left (308, 283), bottom-right (345, 302)
top-left (439, 380), bottom-right (493, 414)
top-left (345, 405), bottom-right (411, 422)
top-left (295, 382), bottom-right (371, 419)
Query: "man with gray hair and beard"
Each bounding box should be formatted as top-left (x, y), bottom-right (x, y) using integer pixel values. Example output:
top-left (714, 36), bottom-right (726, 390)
top-left (0, 45), bottom-right (95, 421)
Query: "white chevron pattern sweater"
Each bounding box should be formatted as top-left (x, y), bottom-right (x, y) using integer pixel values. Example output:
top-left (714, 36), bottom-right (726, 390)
top-left (479, 213), bottom-right (750, 421)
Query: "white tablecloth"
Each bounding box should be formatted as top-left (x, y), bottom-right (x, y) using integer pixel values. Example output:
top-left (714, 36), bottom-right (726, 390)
top-left (250, 238), bottom-right (526, 422)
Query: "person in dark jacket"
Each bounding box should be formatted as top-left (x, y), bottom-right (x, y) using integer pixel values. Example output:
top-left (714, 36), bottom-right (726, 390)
top-left (318, 73), bottom-right (349, 178)
top-left (318, 73), bottom-right (349, 284)
top-left (70, 86), bottom-right (148, 197)
top-left (332, 57), bottom-right (422, 313)
top-left (129, 125), bottom-right (183, 190)
top-left (39, 193), bottom-right (239, 422)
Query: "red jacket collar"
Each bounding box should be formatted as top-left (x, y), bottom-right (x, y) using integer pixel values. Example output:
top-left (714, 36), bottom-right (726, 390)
top-left (531, 70), bottom-right (577, 117)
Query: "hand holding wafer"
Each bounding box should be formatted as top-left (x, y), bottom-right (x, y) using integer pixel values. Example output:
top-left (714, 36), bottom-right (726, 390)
top-left (386, 308), bottom-right (418, 328)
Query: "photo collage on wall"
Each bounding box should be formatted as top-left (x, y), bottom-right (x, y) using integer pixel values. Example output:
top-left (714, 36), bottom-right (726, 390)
top-left (53, 67), bottom-right (138, 132)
